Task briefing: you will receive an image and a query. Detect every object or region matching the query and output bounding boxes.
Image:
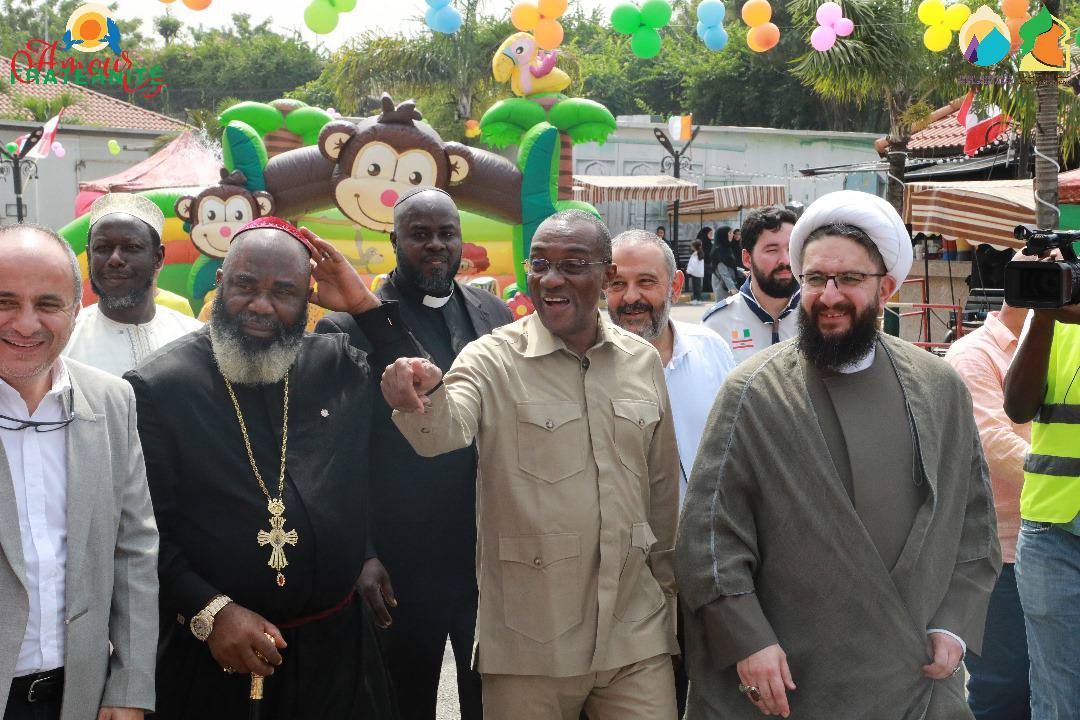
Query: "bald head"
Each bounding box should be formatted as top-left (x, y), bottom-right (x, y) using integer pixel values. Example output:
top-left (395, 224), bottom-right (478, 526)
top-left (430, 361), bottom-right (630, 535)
top-left (0, 224), bottom-right (82, 308)
top-left (534, 210), bottom-right (612, 261)
top-left (391, 188), bottom-right (462, 296)
top-left (223, 228), bottom-right (312, 278)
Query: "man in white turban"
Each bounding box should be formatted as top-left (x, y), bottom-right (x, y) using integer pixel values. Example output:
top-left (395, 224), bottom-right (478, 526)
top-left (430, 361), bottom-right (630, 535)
top-left (676, 190), bottom-right (1000, 719)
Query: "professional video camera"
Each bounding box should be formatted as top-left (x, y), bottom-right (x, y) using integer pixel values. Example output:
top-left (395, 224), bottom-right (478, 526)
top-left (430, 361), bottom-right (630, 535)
top-left (1003, 224), bottom-right (1080, 308)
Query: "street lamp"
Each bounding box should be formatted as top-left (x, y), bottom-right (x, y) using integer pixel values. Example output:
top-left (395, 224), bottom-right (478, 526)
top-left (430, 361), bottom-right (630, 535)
top-left (654, 124), bottom-right (699, 264)
top-left (0, 124), bottom-right (44, 223)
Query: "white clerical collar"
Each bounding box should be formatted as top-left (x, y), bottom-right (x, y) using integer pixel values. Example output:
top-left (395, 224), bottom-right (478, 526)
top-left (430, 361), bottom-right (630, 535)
top-left (421, 283), bottom-right (455, 309)
top-left (834, 345), bottom-right (876, 374)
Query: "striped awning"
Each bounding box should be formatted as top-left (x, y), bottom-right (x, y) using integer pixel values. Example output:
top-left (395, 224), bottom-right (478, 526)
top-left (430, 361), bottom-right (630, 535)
top-left (904, 180), bottom-right (1036, 250)
top-left (572, 175), bottom-right (699, 204)
top-left (666, 185), bottom-right (787, 218)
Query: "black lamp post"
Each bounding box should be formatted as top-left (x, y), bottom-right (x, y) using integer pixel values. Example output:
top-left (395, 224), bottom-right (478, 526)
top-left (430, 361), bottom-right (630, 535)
top-left (654, 125), bottom-right (699, 265)
top-left (0, 125), bottom-right (45, 223)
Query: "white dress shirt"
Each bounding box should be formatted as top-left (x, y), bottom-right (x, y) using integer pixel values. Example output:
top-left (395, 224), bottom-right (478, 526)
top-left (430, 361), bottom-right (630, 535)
top-left (63, 303), bottom-right (202, 377)
top-left (0, 362), bottom-right (71, 675)
top-left (663, 320), bottom-right (736, 505)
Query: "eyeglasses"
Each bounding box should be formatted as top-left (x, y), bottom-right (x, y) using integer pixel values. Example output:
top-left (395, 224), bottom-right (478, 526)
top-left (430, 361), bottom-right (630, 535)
top-left (0, 388), bottom-right (75, 432)
top-left (799, 271), bottom-right (886, 293)
top-left (524, 258), bottom-right (609, 277)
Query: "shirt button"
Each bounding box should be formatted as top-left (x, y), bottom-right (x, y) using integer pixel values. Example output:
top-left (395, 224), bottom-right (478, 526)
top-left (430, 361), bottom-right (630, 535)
top-left (638, 418), bottom-right (645, 427)
top-left (533, 556), bottom-right (543, 566)
top-left (581, 358), bottom-right (590, 370)
top-left (545, 419), bottom-right (554, 429)
top-left (420, 427), bottom-right (430, 434)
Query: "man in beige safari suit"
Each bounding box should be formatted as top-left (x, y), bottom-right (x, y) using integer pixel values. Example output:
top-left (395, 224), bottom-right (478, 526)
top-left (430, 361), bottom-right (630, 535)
top-left (382, 210), bottom-right (680, 719)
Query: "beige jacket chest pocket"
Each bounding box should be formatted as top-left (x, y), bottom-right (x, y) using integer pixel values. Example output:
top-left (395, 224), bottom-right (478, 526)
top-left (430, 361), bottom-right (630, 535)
top-left (499, 534), bottom-right (583, 643)
top-left (517, 401), bottom-right (586, 483)
top-left (612, 399), bottom-right (661, 476)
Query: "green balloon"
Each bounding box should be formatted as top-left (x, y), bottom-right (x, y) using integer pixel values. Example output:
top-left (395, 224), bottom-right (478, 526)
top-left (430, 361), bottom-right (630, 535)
top-left (4, 142), bottom-right (16, 154)
top-left (330, 0), bottom-right (357, 10)
top-left (610, 2), bottom-right (642, 34)
top-left (304, 0), bottom-right (339, 34)
top-left (630, 26), bottom-right (662, 58)
top-left (639, 0), bottom-right (672, 29)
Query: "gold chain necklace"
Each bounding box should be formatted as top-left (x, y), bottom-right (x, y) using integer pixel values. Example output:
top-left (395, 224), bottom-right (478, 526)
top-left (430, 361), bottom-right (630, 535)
top-left (222, 371), bottom-right (298, 588)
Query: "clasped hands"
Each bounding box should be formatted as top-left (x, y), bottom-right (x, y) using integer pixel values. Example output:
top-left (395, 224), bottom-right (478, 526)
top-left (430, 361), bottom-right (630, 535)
top-left (736, 632), bottom-right (963, 717)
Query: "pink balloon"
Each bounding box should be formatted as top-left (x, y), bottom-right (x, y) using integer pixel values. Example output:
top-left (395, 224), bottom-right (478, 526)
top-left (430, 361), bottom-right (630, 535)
top-left (811, 24), bottom-right (837, 51)
top-left (51, 141), bottom-right (65, 158)
top-left (815, 1), bottom-right (843, 27)
top-left (834, 16), bottom-right (854, 36)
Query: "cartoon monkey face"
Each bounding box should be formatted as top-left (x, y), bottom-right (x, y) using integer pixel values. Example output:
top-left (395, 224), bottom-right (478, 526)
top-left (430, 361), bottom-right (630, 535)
top-left (176, 175), bottom-right (274, 259)
top-left (318, 99), bottom-right (472, 233)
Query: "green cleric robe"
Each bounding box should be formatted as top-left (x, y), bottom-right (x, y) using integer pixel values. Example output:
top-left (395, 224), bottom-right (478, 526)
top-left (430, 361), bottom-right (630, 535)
top-left (675, 333), bottom-right (1001, 720)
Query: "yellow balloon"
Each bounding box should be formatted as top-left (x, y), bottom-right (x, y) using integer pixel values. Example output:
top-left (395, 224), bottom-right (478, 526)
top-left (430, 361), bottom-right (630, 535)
top-left (511, 2), bottom-right (540, 30)
top-left (923, 23), bottom-right (952, 51)
top-left (741, 0), bottom-right (772, 27)
top-left (538, 0), bottom-right (567, 19)
top-left (943, 4), bottom-right (971, 31)
top-left (534, 18), bottom-right (564, 49)
top-left (917, 0), bottom-right (946, 26)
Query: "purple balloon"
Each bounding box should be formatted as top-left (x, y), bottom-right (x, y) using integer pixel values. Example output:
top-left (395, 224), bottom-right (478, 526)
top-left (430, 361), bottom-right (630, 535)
top-left (834, 17), bottom-right (854, 36)
top-left (815, 1), bottom-right (843, 27)
top-left (811, 25), bottom-right (837, 51)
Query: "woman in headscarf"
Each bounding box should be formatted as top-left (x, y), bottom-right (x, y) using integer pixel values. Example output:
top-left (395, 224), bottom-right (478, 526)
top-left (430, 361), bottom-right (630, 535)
top-left (709, 226), bottom-right (740, 296)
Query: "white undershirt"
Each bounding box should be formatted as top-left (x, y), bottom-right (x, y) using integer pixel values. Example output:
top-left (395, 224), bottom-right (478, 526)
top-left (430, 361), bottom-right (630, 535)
top-left (0, 361), bottom-right (71, 676)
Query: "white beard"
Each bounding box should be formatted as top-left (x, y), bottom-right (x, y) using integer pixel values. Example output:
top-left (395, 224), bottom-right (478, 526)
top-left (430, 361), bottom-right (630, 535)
top-left (209, 323), bottom-right (302, 386)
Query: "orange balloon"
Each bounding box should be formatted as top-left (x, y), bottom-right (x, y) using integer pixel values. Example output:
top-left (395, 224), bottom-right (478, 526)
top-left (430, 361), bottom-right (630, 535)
top-left (749, 22), bottom-right (780, 50)
top-left (511, 2), bottom-right (540, 30)
top-left (534, 18), bottom-right (564, 49)
top-left (538, 0), bottom-right (568, 19)
top-left (158, 0), bottom-right (177, 3)
top-left (181, 0), bottom-right (211, 9)
top-left (1000, 0), bottom-right (1028, 18)
top-left (747, 31), bottom-right (764, 51)
top-left (1006, 15), bottom-right (1026, 50)
top-left (741, 0), bottom-right (772, 27)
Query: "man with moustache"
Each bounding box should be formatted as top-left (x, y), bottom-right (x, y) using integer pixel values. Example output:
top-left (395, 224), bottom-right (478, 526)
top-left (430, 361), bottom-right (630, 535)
top-left (63, 193), bottom-right (201, 376)
top-left (382, 210), bottom-right (680, 719)
top-left (125, 217), bottom-right (414, 720)
top-left (677, 191), bottom-right (1000, 719)
top-left (317, 187), bottom-right (511, 720)
top-left (703, 207), bottom-right (799, 363)
top-left (606, 229), bottom-right (734, 716)
top-left (0, 224), bottom-right (158, 720)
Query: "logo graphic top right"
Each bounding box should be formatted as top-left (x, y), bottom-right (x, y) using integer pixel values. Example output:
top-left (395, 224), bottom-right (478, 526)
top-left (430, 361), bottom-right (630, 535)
top-left (958, 4), bottom-right (1070, 71)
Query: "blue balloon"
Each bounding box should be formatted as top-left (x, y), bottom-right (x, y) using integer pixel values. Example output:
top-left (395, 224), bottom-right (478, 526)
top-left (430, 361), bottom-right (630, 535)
top-left (697, 0), bottom-right (725, 26)
top-left (703, 24), bottom-right (728, 51)
top-left (425, 6), bottom-right (441, 28)
top-left (426, 0), bottom-right (451, 8)
top-left (430, 5), bottom-right (462, 33)
top-left (696, 20), bottom-right (708, 40)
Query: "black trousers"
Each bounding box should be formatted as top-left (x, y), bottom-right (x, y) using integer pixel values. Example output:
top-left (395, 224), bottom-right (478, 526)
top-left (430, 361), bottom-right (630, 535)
top-left (3, 691), bottom-right (60, 720)
top-left (380, 581), bottom-right (482, 720)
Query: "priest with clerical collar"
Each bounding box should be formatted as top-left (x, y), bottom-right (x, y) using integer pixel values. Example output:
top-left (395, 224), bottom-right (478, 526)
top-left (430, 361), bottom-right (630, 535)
top-left (64, 193), bottom-right (202, 376)
top-left (124, 216), bottom-right (417, 719)
top-left (676, 191), bottom-right (1000, 719)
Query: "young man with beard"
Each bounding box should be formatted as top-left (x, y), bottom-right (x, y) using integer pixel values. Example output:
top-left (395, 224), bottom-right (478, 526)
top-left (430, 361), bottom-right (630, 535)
top-left (676, 191), bottom-right (1000, 719)
top-left (124, 217), bottom-right (416, 720)
top-left (63, 193), bottom-right (202, 376)
top-left (606, 229), bottom-right (734, 717)
top-left (702, 207), bottom-right (799, 364)
top-left (382, 210), bottom-right (680, 720)
top-left (316, 187), bottom-right (511, 720)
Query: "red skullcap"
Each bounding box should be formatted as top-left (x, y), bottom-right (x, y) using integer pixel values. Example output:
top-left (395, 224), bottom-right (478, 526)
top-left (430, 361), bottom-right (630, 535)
top-left (232, 216), bottom-right (318, 256)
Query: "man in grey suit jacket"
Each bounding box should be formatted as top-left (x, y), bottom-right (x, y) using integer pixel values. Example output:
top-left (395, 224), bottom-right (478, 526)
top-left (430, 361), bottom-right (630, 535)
top-left (0, 224), bottom-right (159, 720)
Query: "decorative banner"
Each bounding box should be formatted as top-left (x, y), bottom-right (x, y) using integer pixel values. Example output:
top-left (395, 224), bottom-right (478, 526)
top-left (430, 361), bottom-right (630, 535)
top-left (957, 90), bottom-right (1010, 156)
top-left (1017, 5), bottom-right (1072, 71)
top-left (1000, 0), bottom-right (1028, 51)
top-left (958, 5), bottom-right (1011, 66)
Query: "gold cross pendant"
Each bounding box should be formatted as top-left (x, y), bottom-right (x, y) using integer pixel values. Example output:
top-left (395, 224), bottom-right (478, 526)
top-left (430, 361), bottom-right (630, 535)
top-left (257, 499), bottom-right (298, 587)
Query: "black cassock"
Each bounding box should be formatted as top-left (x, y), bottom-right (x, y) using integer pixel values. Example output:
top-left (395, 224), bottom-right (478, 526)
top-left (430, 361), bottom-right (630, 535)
top-left (125, 308), bottom-right (416, 720)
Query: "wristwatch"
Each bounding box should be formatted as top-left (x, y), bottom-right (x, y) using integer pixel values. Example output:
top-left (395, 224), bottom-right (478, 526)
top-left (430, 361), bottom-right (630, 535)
top-left (190, 594), bottom-right (232, 641)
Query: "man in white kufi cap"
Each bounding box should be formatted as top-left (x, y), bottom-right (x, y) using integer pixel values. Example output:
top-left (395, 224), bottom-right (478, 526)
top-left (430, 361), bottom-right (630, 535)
top-left (63, 192), bottom-right (202, 376)
top-left (676, 190), bottom-right (1000, 719)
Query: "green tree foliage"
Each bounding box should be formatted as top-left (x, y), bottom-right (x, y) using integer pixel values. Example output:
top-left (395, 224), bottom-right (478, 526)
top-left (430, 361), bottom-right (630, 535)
top-left (154, 10), bottom-right (183, 48)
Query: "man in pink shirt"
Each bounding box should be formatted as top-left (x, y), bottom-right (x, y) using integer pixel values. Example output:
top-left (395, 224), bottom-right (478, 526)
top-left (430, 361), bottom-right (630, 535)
top-left (945, 302), bottom-right (1031, 720)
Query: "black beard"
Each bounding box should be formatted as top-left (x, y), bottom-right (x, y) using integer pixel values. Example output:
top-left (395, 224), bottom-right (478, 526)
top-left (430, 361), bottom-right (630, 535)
top-left (209, 292), bottom-right (307, 385)
top-left (90, 273), bottom-right (153, 311)
top-left (797, 300), bottom-right (880, 371)
top-left (752, 262), bottom-right (798, 299)
top-left (397, 250), bottom-right (461, 296)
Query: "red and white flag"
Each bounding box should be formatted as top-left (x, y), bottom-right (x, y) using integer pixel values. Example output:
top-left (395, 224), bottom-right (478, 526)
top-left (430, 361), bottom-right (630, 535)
top-left (17, 109), bottom-right (64, 159)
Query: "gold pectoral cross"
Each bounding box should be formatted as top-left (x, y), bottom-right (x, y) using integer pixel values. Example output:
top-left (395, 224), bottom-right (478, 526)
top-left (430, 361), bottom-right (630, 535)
top-left (257, 499), bottom-right (298, 587)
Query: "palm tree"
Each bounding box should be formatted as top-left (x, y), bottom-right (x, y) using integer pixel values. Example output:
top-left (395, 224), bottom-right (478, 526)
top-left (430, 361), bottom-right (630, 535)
top-left (1034, 0), bottom-right (1062, 228)
top-left (154, 9), bottom-right (183, 47)
top-left (790, 0), bottom-right (968, 211)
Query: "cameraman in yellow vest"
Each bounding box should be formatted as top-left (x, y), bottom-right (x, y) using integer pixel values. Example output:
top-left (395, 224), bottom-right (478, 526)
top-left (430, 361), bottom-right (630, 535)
top-left (1005, 304), bottom-right (1080, 719)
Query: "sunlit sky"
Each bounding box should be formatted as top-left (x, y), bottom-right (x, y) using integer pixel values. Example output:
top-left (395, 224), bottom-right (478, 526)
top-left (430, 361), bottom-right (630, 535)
top-left (124, 0), bottom-right (616, 50)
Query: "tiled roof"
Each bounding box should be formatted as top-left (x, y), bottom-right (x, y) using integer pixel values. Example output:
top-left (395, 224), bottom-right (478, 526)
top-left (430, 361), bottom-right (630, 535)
top-left (875, 96), bottom-right (1012, 158)
top-left (2, 57), bottom-right (189, 132)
